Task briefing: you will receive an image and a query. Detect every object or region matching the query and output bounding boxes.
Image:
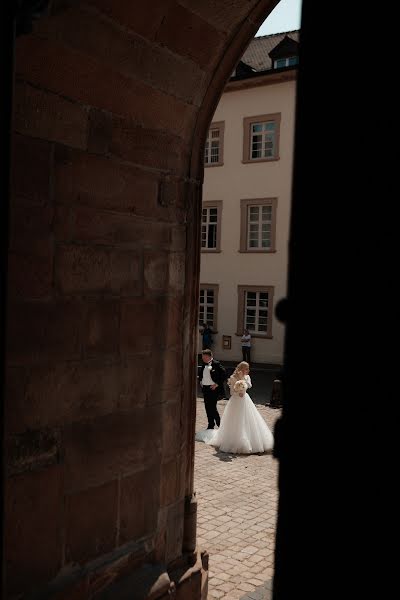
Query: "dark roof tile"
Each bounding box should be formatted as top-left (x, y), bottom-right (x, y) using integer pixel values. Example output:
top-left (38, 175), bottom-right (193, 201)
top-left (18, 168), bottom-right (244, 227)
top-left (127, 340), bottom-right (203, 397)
top-left (241, 30), bottom-right (300, 72)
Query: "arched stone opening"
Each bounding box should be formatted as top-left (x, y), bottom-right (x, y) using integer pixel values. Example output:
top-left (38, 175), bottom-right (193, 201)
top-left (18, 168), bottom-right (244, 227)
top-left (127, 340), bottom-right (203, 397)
top-left (4, 1), bottom-right (282, 598)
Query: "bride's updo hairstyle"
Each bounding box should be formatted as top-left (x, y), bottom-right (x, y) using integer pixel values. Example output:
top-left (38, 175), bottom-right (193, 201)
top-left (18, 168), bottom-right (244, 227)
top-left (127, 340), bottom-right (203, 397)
top-left (228, 361), bottom-right (249, 389)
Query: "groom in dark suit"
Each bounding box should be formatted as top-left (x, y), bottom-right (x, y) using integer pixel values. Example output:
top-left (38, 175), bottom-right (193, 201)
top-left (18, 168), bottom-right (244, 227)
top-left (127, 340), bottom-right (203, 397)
top-left (198, 349), bottom-right (227, 429)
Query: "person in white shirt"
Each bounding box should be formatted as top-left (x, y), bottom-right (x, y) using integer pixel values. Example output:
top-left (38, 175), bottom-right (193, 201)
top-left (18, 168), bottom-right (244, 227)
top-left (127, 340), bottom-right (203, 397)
top-left (197, 349), bottom-right (226, 429)
top-left (241, 329), bottom-right (251, 363)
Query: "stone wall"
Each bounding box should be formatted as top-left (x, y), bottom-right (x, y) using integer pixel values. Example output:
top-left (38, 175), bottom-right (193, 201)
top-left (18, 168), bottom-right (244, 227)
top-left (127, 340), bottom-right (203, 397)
top-left (5, 1), bottom-right (277, 597)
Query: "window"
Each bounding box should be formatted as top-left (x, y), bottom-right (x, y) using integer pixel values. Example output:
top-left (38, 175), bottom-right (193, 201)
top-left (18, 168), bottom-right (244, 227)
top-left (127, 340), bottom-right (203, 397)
top-left (201, 201), bottom-right (222, 252)
top-left (240, 198), bottom-right (277, 253)
top-left (237, 286), bottom-right (274, 338)
top-left (204, 121), bottom-right (225, 167)
top-left (199, 284), bottom-right (219, 329)
top-left (243, 114), bottom-right (281, 163)
top-left (274, 56), bottom-right (299, 68)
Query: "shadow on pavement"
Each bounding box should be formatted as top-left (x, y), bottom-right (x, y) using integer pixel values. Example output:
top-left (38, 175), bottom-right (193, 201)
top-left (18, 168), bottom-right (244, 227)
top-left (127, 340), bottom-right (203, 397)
top-left (240, 578), bottom-right (273, 600)
top-left (212, 449), bottom-right (274, 463)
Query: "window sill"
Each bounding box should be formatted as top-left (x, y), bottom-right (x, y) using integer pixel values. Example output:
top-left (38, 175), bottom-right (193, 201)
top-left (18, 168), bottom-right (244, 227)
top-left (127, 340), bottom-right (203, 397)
top-left (204, 162), bottom-right (224, 168)
top-left (242, 157), bottom-right (280, 164)
top-left (235, 333), bottom-right (273, 339)
top-left (201, 249), bottom-right (222, 253)
top-left (238, 249), bottom-right (277, 253)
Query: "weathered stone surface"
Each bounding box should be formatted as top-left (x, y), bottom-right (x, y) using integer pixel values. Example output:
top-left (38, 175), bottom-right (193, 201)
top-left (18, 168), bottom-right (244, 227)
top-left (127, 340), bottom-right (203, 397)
top-left (35, 4), bottom-right (207, 106)
top-left (63, 408), bottom-right (162, 492)
top-left (98, 562), bottom-right (172, 600)
top-left (65, 480), bottom-right (118, 564)
top-left (155, 3), bottom-right (225, 69)
top-left (84, 299), bottom-right (120, 358)
top-left (6, 428), bottom-right (61, 476)
top-left (55, 245), bottom-right (142, 296)
top-left (16, 34), bottom-right (195, 136)
top-left (182, 494), bottom-right (197, 554)
top-left (170, 226), bottom-right (187, 252)
top-left (7, 301), bottom-right (84, 365)
top-left (9, 205), bottom-right (54, 251)
top-left (119, 465), bottom-right (161, 544)
top-left (160, 459), bottom-right (180, 508)
top-left (165, 500), bottom-right (185, 564)
top-left (11, 132), bottom-right (52, 206)
top-left (86, 0), bottom-right (173, 42)
top-left (110, 118), bottom-right (190, 176)
top-left (6, 358), bottom-right (150, 434)
top-left (88, 107), bottom-right (113, 154)
top-left (8, 244), bottom-right (53, 299)
top-left (5, 465), bottom-right (63, 596)
top-left (13, 80), bottom-right (88, 149)
top-left (67, 206), bottom-right (171, 249)
top-left (162, 400), bottom-right (183, 461)
top-left (54, 146), bottom-right (159, 214)
top-left (144, 252), bottom-right (169, 294)
top-left (162, 296), bottom-right (184, 351)
top-left (6, 1), bottom-right (276, 597)
top-left (120, 298), bottom-right (159, 355)
top-left (168, 253), bottom-right (186, 294)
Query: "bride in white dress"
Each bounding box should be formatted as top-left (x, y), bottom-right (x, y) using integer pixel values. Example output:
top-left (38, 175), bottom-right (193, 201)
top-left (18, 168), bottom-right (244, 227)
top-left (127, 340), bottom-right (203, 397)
top-left (196, 362), bottom-right (274, 454)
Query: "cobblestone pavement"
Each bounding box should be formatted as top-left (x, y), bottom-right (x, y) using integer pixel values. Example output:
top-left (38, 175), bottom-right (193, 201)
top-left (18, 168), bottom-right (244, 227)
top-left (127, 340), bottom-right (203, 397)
top-left (194, 397), bottom-right (282, 600)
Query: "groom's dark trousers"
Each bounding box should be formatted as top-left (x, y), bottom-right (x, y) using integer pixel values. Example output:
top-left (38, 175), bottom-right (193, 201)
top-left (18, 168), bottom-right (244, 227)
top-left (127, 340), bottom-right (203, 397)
top-left (202, 385), bottom-right (220, 429)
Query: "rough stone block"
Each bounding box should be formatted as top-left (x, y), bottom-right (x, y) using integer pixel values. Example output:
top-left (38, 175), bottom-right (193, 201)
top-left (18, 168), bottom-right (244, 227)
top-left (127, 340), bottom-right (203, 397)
top-left (11, 133), bottom-right (52, 206)
top-left (63, 408), bottom-right (162, 492)
top-left (155, 3), bottom-right (224, 69)
top-left (13, 80), bottom-right (88, 149)
top-left (119, 465), bottom-right (160, 544)
top-left (56, 245), bottom-right (142, 296)
top-left (7, 300), bottom-right (84, 365)
top-left (120, 298), bottom-right (159, 355)
top-left (65, 480), bottom-right (118, 564)
top-left (5, 465), bottom-right (63, 596)
top-left (85, 299), bottom-right (120, 358)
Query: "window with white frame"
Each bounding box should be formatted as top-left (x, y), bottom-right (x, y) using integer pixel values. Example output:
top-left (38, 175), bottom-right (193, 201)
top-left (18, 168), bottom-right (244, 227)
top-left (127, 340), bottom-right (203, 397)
top-left (243, 114), bottom-right (281, 163)
top-left (250, 121), bottom-right (276, 160)
top-left (240, 198), bottom-right (277, 253)
top-left (274, 56), bottom-right (299, 68)
top-left (201, 202), bottom-right (222, 251)
top-left (248, 205), bottom-right (273, 249)
top-left (245, 290), bottom-right (270, 333)
top-left (237, 286), bottom-right (274, 337)
top-left (204, 122), bottom-right (224, 166)
top-left (199, 286), bottom-right (218, 329)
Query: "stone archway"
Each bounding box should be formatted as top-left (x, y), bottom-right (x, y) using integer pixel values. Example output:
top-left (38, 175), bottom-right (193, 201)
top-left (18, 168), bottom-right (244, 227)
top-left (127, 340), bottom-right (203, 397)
top-left (5, 1), bottom-right (281, 598)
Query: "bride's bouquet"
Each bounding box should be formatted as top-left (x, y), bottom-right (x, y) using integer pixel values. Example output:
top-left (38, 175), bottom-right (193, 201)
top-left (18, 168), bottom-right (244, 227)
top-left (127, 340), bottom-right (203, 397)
top-left (233, 379), bottom-right (247, 396)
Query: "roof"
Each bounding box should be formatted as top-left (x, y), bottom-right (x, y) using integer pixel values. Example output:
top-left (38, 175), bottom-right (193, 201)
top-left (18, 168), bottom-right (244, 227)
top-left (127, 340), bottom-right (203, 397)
top-left (240, 30), bottom-right (300, 72)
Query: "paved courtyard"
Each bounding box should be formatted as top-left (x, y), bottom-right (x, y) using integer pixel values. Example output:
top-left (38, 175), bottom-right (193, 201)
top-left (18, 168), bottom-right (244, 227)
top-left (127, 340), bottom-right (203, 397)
top-left (194, 394), bottom-right (281, 600)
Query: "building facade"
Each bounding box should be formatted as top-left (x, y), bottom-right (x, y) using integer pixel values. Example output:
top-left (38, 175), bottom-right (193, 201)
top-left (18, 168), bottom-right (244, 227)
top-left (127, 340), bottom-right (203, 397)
top-left (199, 31), bottom-right (299, 365)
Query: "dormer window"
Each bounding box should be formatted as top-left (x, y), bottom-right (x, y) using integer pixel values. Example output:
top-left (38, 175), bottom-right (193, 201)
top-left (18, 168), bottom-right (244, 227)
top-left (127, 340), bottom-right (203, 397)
top-left (269, 35), bottom-right (300, 71)
top-left (274, 56), bottom-right (299, 69)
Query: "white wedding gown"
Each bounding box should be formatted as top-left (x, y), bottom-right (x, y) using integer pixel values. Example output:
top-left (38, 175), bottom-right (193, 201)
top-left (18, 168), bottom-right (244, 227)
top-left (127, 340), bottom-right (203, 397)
top-left (196, 375), bottom-right (274, 454)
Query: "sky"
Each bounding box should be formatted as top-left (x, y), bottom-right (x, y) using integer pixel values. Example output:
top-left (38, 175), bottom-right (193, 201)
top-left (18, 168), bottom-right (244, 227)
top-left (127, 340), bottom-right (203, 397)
top-left (256, 0), bottom-right (302, 36)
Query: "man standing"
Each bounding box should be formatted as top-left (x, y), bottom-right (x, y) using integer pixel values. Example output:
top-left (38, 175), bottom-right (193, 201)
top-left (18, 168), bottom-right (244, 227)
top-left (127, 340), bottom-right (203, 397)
top-left (198, 349), bottom-right (226, 430)
top-left (201, 322), bottom-right (213, 350)
top-left (241, 328), bottom-right (251, 363)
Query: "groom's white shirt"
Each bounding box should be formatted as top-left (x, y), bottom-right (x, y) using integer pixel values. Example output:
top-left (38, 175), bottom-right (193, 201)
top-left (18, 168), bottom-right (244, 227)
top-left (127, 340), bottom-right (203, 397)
top-left (201, 362), bottom-right (214, 386)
